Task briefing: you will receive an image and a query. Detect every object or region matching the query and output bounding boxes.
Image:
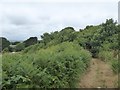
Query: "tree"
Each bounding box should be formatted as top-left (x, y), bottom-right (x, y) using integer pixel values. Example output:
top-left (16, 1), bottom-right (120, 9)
top-left (59, 27), bottom-right (76, 42)
top-left (0, 37), bottom-right (10, 51)
top-left (41, 33), bottom-right (53, 45)
top-left (101, 19), bottom-right (117, 36)
top-left (24, 37), bottom-right (38, 47)
top-left (11, 41), bottom-right (20, 45)
top-left (85, 25), bottom-right (93, 29)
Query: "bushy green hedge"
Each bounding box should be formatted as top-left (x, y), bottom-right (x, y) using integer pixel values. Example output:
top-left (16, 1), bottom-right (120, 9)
top-left (2, 42), bottom-right (91, 89)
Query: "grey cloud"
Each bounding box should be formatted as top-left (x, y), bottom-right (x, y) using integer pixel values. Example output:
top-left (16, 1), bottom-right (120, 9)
top-left (3, 13), bottom-right (51, 27)
top-left (8, 16), bottom-right (30, 25)
top-left (1, 2), bottom-right (118, 41)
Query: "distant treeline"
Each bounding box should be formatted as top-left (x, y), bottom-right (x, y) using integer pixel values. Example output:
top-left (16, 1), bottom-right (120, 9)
top-left (0, 37), bottom-right (38, 52)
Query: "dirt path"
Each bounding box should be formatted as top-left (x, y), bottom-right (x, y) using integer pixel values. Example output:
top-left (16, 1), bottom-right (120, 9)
top-left (79, 58), bottom-right (118, 88)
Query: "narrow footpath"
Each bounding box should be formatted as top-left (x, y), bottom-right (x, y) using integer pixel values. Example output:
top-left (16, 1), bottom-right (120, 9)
top-left (79, 58), bottom-right (118, 88)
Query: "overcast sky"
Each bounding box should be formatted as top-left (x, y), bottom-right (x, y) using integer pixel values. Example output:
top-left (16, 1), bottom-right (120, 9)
top-left (0, 0), bottom-right (119, 41)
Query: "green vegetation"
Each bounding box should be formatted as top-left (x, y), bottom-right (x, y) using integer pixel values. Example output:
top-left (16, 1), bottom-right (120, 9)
top-left (99, 51), bottom-right (119, 73)
top-left (2, 42), bottom-right (91, 89)
top-left (1, 37), bottom-right (38, 52)
top-left (23, 37), bottom-right (38, 47)
top-left (11, 41), bottom-right (20, 45)
top-left (2, 18), bottom-right (119, 89)
top-left (0, 37), bottom-right (10, 52)
top-left (15, 43), bottom-right (25, 52)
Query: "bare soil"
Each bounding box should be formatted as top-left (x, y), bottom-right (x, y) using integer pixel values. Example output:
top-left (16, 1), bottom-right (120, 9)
top-left (79, 58), bottom-right (118, 88)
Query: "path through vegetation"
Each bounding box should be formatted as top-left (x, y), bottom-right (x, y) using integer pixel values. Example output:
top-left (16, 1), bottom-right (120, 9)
top-left (79, 58), bottom-right (118, 88)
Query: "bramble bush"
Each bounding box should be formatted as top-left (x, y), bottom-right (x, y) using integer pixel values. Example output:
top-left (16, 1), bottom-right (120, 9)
top-left (2, 42), bottom-right (91, 89)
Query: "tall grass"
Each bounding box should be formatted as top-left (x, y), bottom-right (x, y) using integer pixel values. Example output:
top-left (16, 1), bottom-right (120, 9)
top-left (99, 51), bottom-right (119, 74)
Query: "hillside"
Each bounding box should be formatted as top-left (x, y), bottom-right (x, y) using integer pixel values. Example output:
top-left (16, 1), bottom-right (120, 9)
top-left (2, 19), bottom-right (119, 89)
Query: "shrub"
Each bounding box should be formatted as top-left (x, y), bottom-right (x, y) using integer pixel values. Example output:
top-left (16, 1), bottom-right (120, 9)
top-left (2, 42), bottom-right (91, 89)
top-left (15, 43), bottom-right (25, 52)
top-left (98, 51), bottom-right (113, 62)
top-left (98, 51), bottom-right (119, 74)
top-left (23, 43), bottom-right (44, 53)
top-left (111, 59), bottom-right (120, 74)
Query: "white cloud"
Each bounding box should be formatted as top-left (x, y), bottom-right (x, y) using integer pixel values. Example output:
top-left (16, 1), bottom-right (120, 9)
top-left (1, 0), bottom-right (119, 3)
top-left (0, 2), bottom-right (118, 41)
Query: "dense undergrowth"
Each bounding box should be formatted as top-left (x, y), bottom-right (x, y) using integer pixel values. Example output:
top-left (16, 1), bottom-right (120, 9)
top-left (2, 19), bottom-right (119, 89)
top-left (2, 42), bottom-right (91, 89)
